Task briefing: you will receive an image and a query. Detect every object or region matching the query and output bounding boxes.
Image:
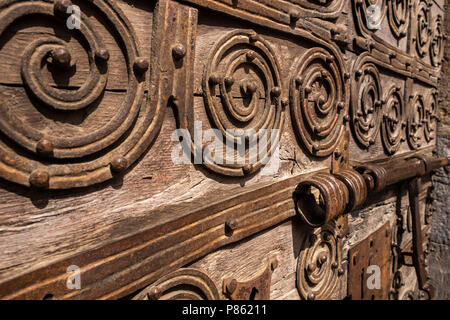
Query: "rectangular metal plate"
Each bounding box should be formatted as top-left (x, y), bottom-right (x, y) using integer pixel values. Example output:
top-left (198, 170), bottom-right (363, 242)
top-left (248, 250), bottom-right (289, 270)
top-left (348, 222), bottom-right (391, 300)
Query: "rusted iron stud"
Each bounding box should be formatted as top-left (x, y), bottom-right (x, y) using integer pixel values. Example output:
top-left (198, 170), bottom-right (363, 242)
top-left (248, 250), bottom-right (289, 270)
top-left (36, 139), bottom-right (54, 156)
top-left (134, 57), bottom-right (149, 73)
top-left (289, 10), bottom-right (300, 24)
top-left (110, 157), bottom-right (128, 173)
top-left (209, 73), bottom-right (221, 86)
top-left (271, 86), bottom-right (281, 97)
top-left (225, 218), bottom-right (238, 235)
top-left (172, 43), bottom-right (186, 60)
top-left (51, 48), bottom-right (71, 69)
top-left (95, 49), bottom-right (110, 62)
top-left (224, 76), bottom-right (235, 87)
top-left (29, 170), bottom-right (49, 188)
top-left (147, 286), bottom-right (161, 300)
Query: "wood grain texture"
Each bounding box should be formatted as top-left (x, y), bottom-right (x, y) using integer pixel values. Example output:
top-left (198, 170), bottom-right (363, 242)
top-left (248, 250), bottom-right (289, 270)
top-left (0, 0), bottom-right (443, 300)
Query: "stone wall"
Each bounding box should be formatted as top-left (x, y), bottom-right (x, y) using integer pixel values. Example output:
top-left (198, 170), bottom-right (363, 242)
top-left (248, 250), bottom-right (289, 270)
top-left (429, 0), bottom-right (450, 300)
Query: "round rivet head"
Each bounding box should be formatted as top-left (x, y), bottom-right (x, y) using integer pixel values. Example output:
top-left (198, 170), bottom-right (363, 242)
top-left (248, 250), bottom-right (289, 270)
top-left (271, 87), bottom-right (281, 97)
top-left (295, 76), bottom-right (303, 86)
top-left (29, 170), bottom-right (49, 188)
top-left (289, 10), bottom-right (300, 23)
top-left (54, 0), bottom-right (72, 14)
top-left (326, 56), bottom-right (335, 64)
top-left (209, 73), bottom-right (221, 86)
top-left (52, 48), bottom-right (71, 69)
top-left (246, 51), bottom-right (256, 61)
top-left (110, 157), bottom-right (128, 173)
top-left (247, 81), bottom-right (257, 95)
top-left (172, 43), bottom-right (186, 60)
top-left (331, 261), bottom-right (338, 269)
top-left (318, 254), bottom-right (328, 265)
top-left (95, 49), bottom-right (110, 62)
top-left (224, 76), bottom-right (235, 87)
top-left (147, 286), bottom-right (161, 300)
top-left (307, 292), bottom-right (315, 300)
top-left (134, 57), bottom-right (149, 73)
top-left (36, 139), bottom-right (54, 156)
top-left (338, 268), bottom-right (344, 276)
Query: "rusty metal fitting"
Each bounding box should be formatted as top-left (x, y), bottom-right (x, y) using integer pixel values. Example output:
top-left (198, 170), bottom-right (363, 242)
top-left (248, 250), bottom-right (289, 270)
top-left (354, 163), bottom-right (388, 192)
top-left (29, 170), bottom-right (49, 188)
top-left (36, 139), bottom-right (54, 156)
top-left (172, 43), bottom-right (187, 60)
top-left (334, 169), bottom-right (368, 211)
top-left (147, 286), bottom-right (161, 300)
top-left (95, 49), bottom-right (110, 62)
top-left (51, 48), bottom-right (71, 69)
top-left (134, 57), bottom-right (149, 73)
top-left (110, 157), bottom-right (128, 173)
top-left (294, 173), bottom-right (349, 227)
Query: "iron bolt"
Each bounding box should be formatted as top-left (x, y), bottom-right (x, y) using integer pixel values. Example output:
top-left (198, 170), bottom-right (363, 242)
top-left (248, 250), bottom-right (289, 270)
top-left (225, 218), bottom-right (238, 233)
top-left (271, 87), bottom-right (282, 98)
top-left (147, 286), bottom-right (161, 300)
top-left (110, 157), bottom-right (128, 173)
top-left (134, 57), bottom-right (149, 73)
top-left (289, 10), bottom-right (300, 23)
top-left (326, 56), bottom-right (335, 64)
top-left (224, 76), bottom-right (235, 87)
top-left (307, 292), bottom-right (315, 300)
top-left (172, 43), bottom-right (187, 60)
top-left (318, 254), bottom-right (328, 265)
top-left (95, 49), bottom-right (110, 62)
top-left (246, 51), bottom-right (256, 61)
top-left (295, 76), bottom-right (303, 87)
top-left (36, 139), bottom-right (54, 156)
top-left (52, 48), bottom-right (71, 69)
top-left (29, 170), bottom-right (49, 188)
top-left (209, 74), bottom-right (221, 86)
top-left (331, 262), bottom-right (338, 269)
top-left (337, 268), bottom-right (344, 276)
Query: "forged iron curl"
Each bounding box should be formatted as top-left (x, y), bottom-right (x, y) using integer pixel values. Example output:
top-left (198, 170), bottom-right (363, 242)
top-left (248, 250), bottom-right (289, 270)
top-left (351, 61), bottom-right (383, 148)
top-left (381, 85), bottom-right (405, 155)
top-left (202, 30), bottom-right (284, 176)
top-left (132, 268), bottom-right (219, 300)
top-left (0, 0), bottom-right (153, 189)
top-left (290, 47), bottom-right (348, 157)
top-left (296, 220), bottom-right (343, 300)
